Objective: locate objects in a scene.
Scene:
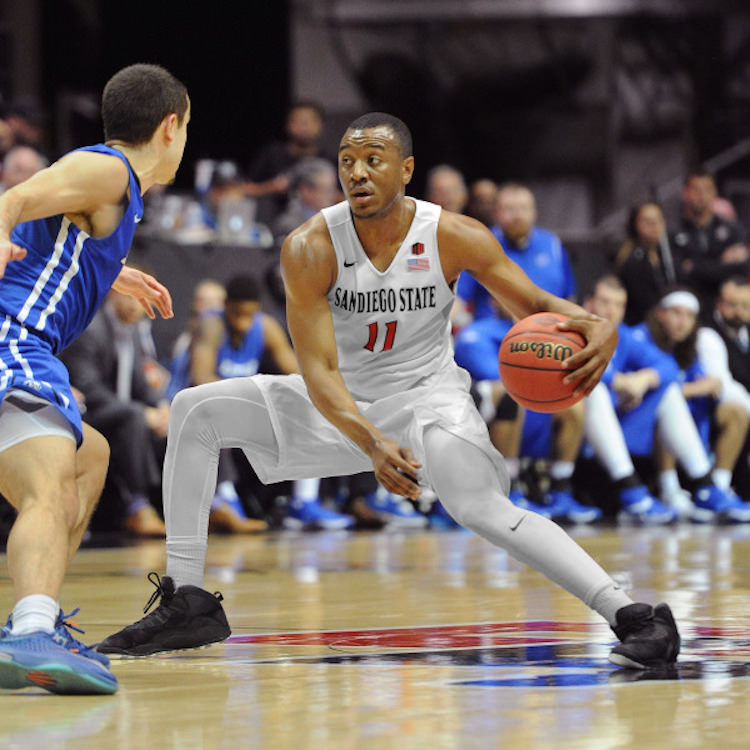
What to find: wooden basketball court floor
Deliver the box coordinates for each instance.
[2,522,750,750]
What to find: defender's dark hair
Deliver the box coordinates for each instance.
[225,275,260,303]
[345,112,413,158]
[102,63,188,145]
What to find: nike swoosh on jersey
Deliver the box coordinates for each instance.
[343,260,355,267]
[134,215,143,224]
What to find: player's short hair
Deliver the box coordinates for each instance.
[102,63,188,145]
[225,275,260,303]
[345,112,413,158]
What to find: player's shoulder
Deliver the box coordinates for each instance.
[283,212,334,259]
[437,209,494,247]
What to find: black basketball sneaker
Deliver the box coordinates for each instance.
[609,602,680,669]
[97,572,231,657]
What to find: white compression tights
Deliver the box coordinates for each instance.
[163,379,279,587]
[423,426,632,625]
[163,379,631,625]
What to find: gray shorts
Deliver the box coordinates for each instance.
[0,390,76,453]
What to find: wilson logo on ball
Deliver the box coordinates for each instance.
[507,341,574,361]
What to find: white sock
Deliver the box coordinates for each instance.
[549,461,574,481]
[293,478,320,503]
[585,383,635,481]
[659,469,681,498]
[712,468,732,491]
[657,383,712,479]
[11,594,59,635]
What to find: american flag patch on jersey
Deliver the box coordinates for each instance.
[407,257,430,271]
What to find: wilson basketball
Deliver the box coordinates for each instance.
[498,312,586,413]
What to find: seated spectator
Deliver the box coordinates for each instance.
[582,275,750,522]
[613,200,677,325]
[0,144,48,193]
[641,288,749,512]
[671,168,749,316]
[701,276,750,496]
[59,287,169,537]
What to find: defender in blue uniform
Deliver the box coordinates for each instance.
[0,63,189,695]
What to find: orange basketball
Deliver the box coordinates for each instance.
[498,312,586,413]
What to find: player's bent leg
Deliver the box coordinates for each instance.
[422,425,680,668]
[98,378,276,657]
[68,424,110,561]
[0,435,80,602]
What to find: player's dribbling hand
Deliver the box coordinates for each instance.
[371,438,422,500]
[0,240,27,278]
[558,315,617,395]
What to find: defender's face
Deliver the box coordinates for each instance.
[338,126,413,219]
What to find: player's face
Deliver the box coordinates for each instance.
[587,284,627,325]
[338,126,413,219]
[495,188,535,243]
[225,300,260,335]
[657,306,696,343]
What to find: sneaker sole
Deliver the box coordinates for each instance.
[0,658,117,695]
[97,628,230,657]
[102,638,228,659]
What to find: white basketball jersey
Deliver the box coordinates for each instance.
[322,198,456,400]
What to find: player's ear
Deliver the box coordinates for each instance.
[401,156,415,186]
[161,113,179,144]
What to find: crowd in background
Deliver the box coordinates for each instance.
[2,98,750,540]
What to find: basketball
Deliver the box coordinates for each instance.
[498,312,586,412]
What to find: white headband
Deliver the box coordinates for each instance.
[659,291,700,314]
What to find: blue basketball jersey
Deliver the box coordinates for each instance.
[216,312,265,379]
[0,144,144,443]
[0,144,143,354]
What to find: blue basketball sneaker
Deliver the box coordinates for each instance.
[283,498,355,530]
[692,484,750,523]
[0,628,118,694]
[364,488,428,528]
[3,608,110,668]
[542,489,603,524]
[509,487,552,518]
[618,485,677,525]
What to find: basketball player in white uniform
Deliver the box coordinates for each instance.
[99,113,680,670]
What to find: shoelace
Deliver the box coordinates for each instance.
[55,608,100,657]
[143,571,168,614]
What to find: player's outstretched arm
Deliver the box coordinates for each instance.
[438,211,617,395]
[281,219,421,498]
